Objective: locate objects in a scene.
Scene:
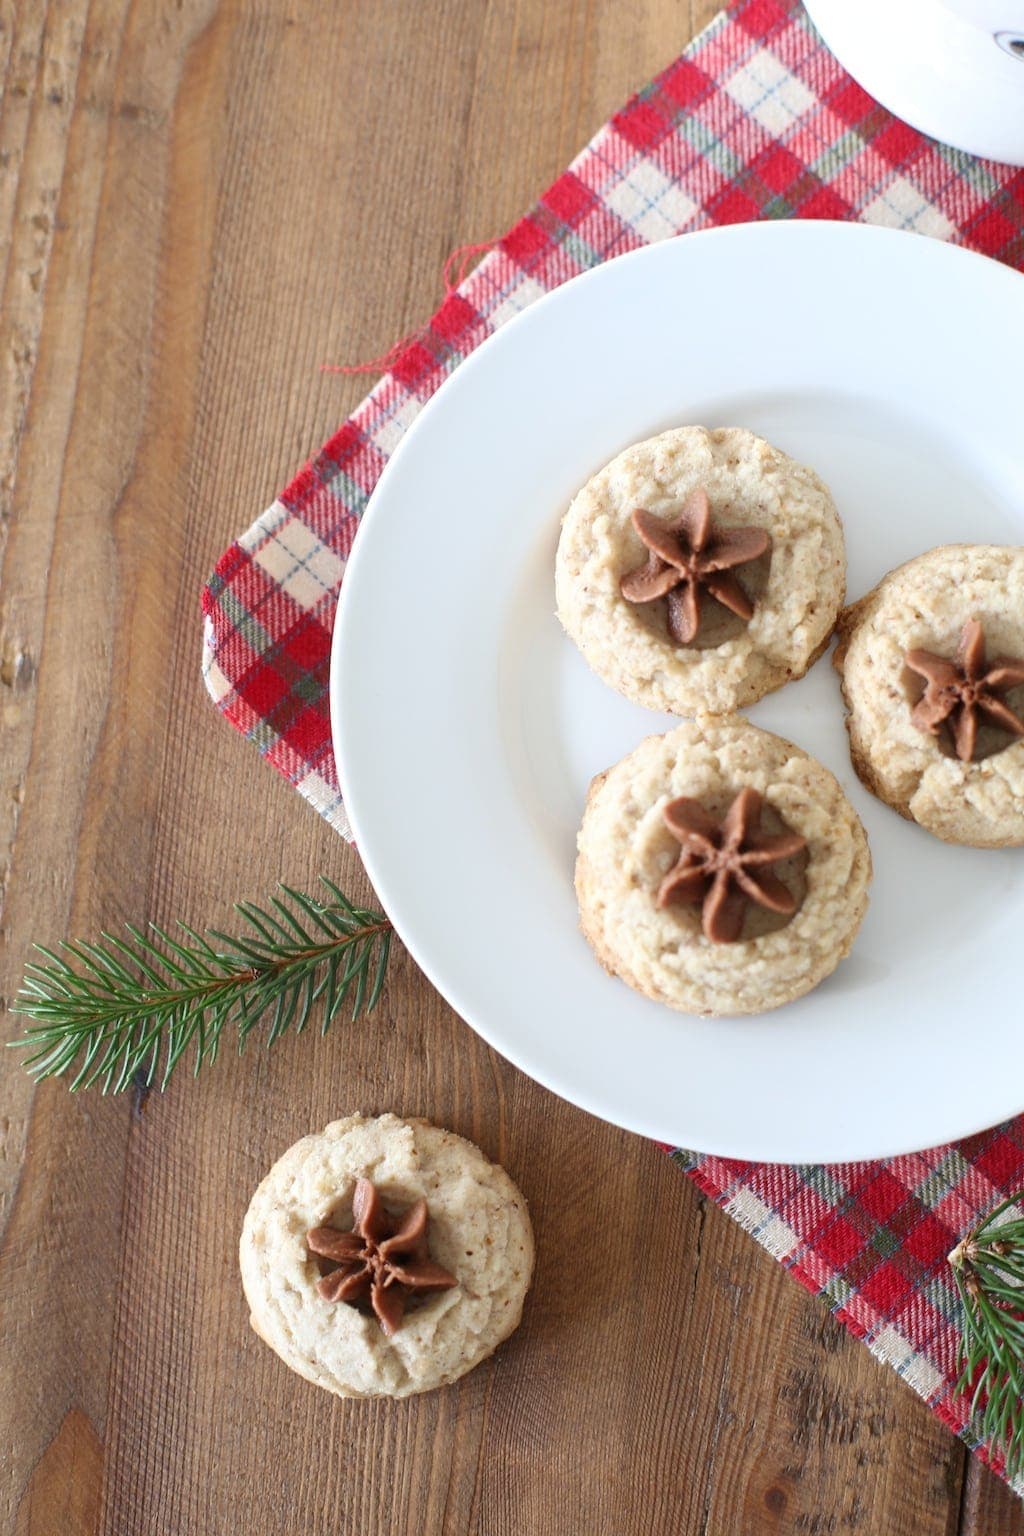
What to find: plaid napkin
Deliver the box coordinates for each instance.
[202,0,1024,1491]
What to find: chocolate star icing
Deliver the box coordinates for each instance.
[905,618,1024,763]
[307,1178,457,1336]
[619,487,770,645]
[657,786,806,944]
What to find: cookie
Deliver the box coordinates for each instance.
[834,545,1024,848]
[555,426,845,715]
[240,1114,534,1399]
[575,717,871,1016]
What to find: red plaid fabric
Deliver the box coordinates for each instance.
[201,0,1024,1491]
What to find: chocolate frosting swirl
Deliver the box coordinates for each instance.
[657,786,805,944]
[905,618,1024,763]
[619,488,770,645]
[307,1178,457,1336]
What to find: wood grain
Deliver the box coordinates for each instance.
[0,1,1019,1532]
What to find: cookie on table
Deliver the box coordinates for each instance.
[240,1113,534,1399]
[834,545,1024,848]
[575,717,871,1017]
[555,426,845,715]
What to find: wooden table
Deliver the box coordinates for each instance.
[2,2,1021,1531]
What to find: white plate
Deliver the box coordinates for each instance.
[333,221,1024,1163]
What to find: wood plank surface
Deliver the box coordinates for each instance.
[1,2,1021,1532]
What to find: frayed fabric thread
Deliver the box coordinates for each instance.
[321,238,498,377]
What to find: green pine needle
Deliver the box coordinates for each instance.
[950,1194,1024,1480]
[9,878,393,1094]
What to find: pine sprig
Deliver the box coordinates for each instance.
[9,878,393,1094]
[950,1194,1024,1479]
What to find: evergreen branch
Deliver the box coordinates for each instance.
[950,1194,1024,1479]
[9,878,393,1094]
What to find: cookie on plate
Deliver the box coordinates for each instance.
[555,426,845,715]
[240,1113,534,1399]
[834,545,1024,847]
[575,716,871,1017]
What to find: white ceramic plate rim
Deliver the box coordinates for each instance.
[332,221,1024,1163]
